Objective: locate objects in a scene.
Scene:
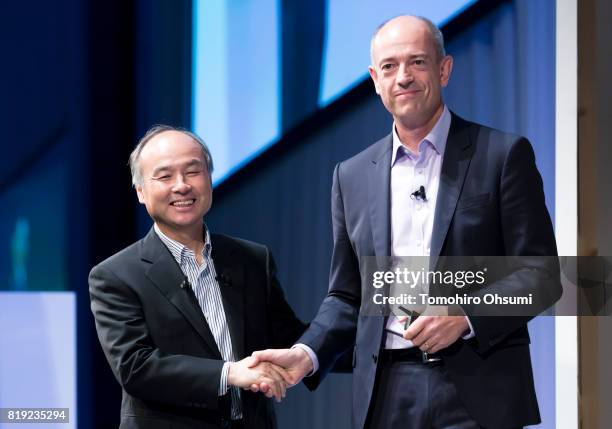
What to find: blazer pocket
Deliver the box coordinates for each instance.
[456,193,491,210]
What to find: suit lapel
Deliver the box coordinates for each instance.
[211,236,246,360]
[368,135,393,257]
[430,114,474,267]
[369,136,393,324]
[140,228,222,358]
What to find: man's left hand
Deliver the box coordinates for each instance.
[400,315,469,354]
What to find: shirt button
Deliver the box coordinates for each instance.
[416,205,422,211]
[417,169,423,175]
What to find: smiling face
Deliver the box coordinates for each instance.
[135,130,212,240]
[368,16,452,130]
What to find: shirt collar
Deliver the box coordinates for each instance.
[154,222,212,266]
[391,104,451,166]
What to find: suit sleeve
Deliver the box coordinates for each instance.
[89,264,225,410]
[464,137,562,353]
[299,163,360,387]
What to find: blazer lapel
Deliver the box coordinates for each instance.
[430,114,474,267]
[368,135,393,257]
[140,228,222,358]
[210,236,246,360]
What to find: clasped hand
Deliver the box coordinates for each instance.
[399,311,469,354]
[240,348,314,401]
[228,356,290,402]
[235,314,467,402]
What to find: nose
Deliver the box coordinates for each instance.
[396,63,414,88]
[171,174,191,193]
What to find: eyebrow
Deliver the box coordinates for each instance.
[183,159,204,169]
[151,166,171,177]
[151,159,204,177]
[378,53,430,66]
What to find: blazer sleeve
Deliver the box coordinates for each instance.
[463,137,562,353]
[299,162,360,386]
[89,263,226,410]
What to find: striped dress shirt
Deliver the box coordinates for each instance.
[154,223,242,420]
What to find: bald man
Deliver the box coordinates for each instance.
[252,16,561,429]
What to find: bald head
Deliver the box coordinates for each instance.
[367,14,453,132]
[370,15,445,65]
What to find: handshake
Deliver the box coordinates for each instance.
[227,348,313,402]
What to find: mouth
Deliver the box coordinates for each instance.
[170,199,196,207]
[394,89,421,97]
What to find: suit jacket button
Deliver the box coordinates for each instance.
[220,418,229,428]
[372,354,378,363]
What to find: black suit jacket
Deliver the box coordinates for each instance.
[300,113,562,429]
[89,228,306,429]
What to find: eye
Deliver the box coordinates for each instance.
[413,59,426,66]
[381,63,396,71]
[156,175,171,181]
[186,170,202,176]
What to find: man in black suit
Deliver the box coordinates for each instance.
[251,15,562,428]
[89,125,305,429]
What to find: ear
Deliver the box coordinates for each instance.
[439,55,453,88]
[136,185,146,204]
[368,65,381,95]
